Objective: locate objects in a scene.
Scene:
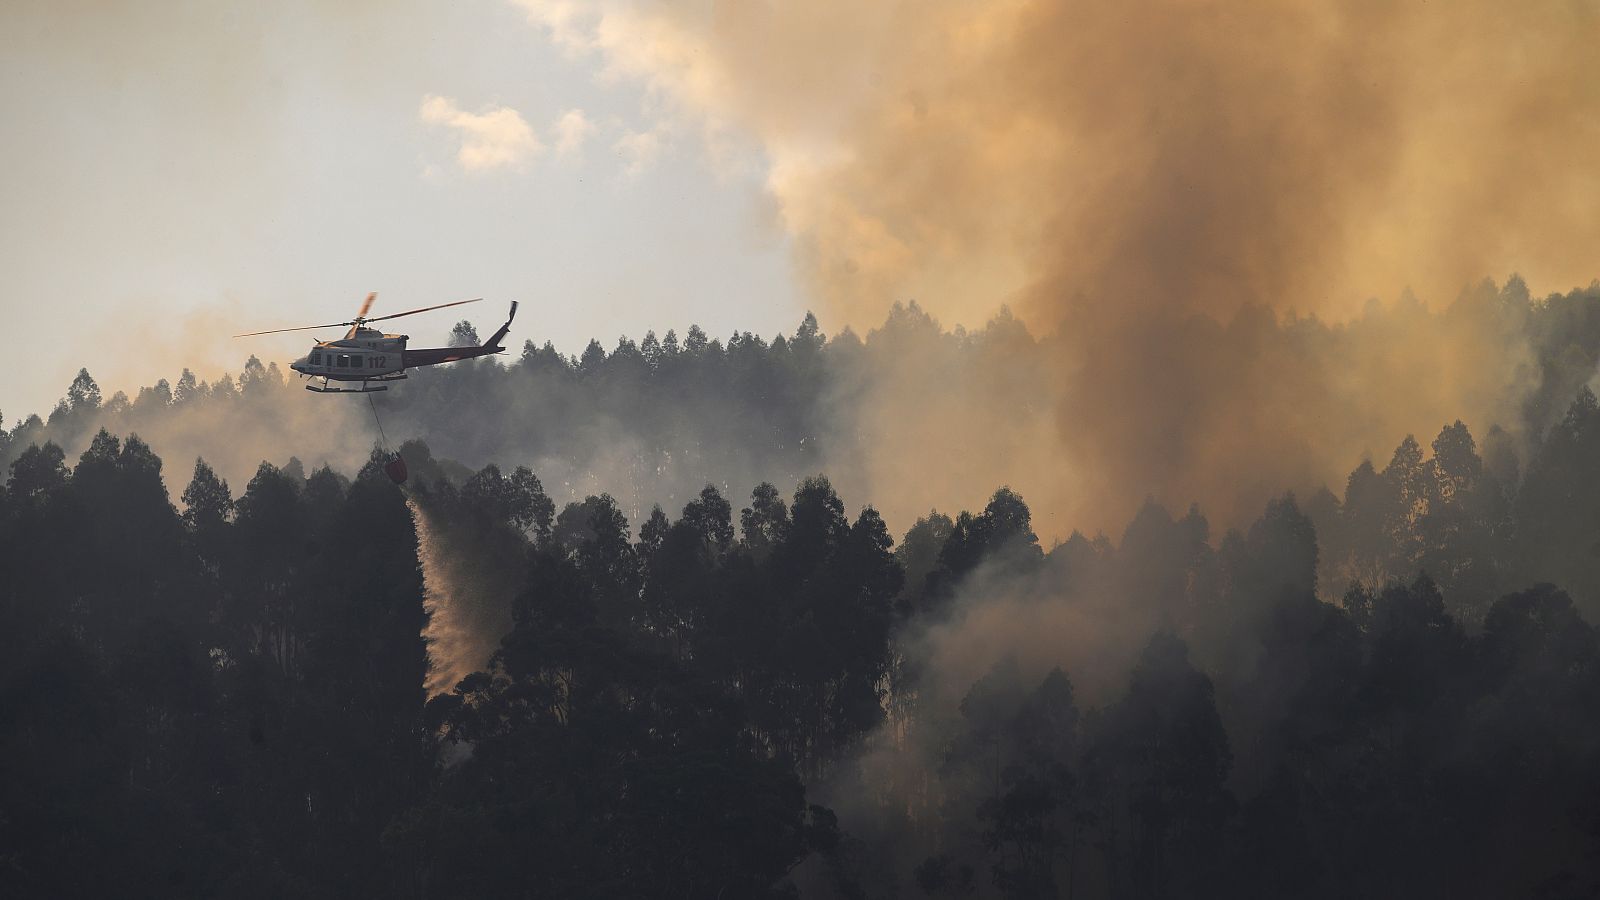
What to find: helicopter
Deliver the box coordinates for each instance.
[235,293,518,393]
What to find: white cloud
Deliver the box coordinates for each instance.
[613,126,663,178]
[553,108,594,159]
[419,94,541,173]
[516,0,598,54]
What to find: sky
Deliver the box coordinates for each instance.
[0,0,804,422]
[4,1,1597,538]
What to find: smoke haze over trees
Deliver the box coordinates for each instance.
[7,275,1600,538]
[8,0,1600,895]
[4,277,1600,896]
[511,0,1600,542]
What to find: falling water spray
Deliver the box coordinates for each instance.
[408,498,519,696]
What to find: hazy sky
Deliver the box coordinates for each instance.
[0,0,803,422]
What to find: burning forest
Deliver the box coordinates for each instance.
[4,0,1600,897]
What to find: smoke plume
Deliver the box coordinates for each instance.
[521,0,1600,531]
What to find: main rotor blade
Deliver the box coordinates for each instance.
[234,321,352,338]
[364,297,482,324]
[356,291,377,320]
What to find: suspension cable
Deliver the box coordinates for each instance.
[367,392,391,453]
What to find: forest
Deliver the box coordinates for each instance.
[3,278,1600,898]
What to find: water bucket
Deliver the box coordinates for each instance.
[384,454,408,485]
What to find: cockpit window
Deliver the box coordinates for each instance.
[311,352,322,365]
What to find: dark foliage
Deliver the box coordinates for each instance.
[3,308,1600,897]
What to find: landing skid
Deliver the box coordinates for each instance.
[307,383,388,393]
[304,374,405,394]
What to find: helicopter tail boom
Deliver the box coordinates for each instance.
[400,301,519,369]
